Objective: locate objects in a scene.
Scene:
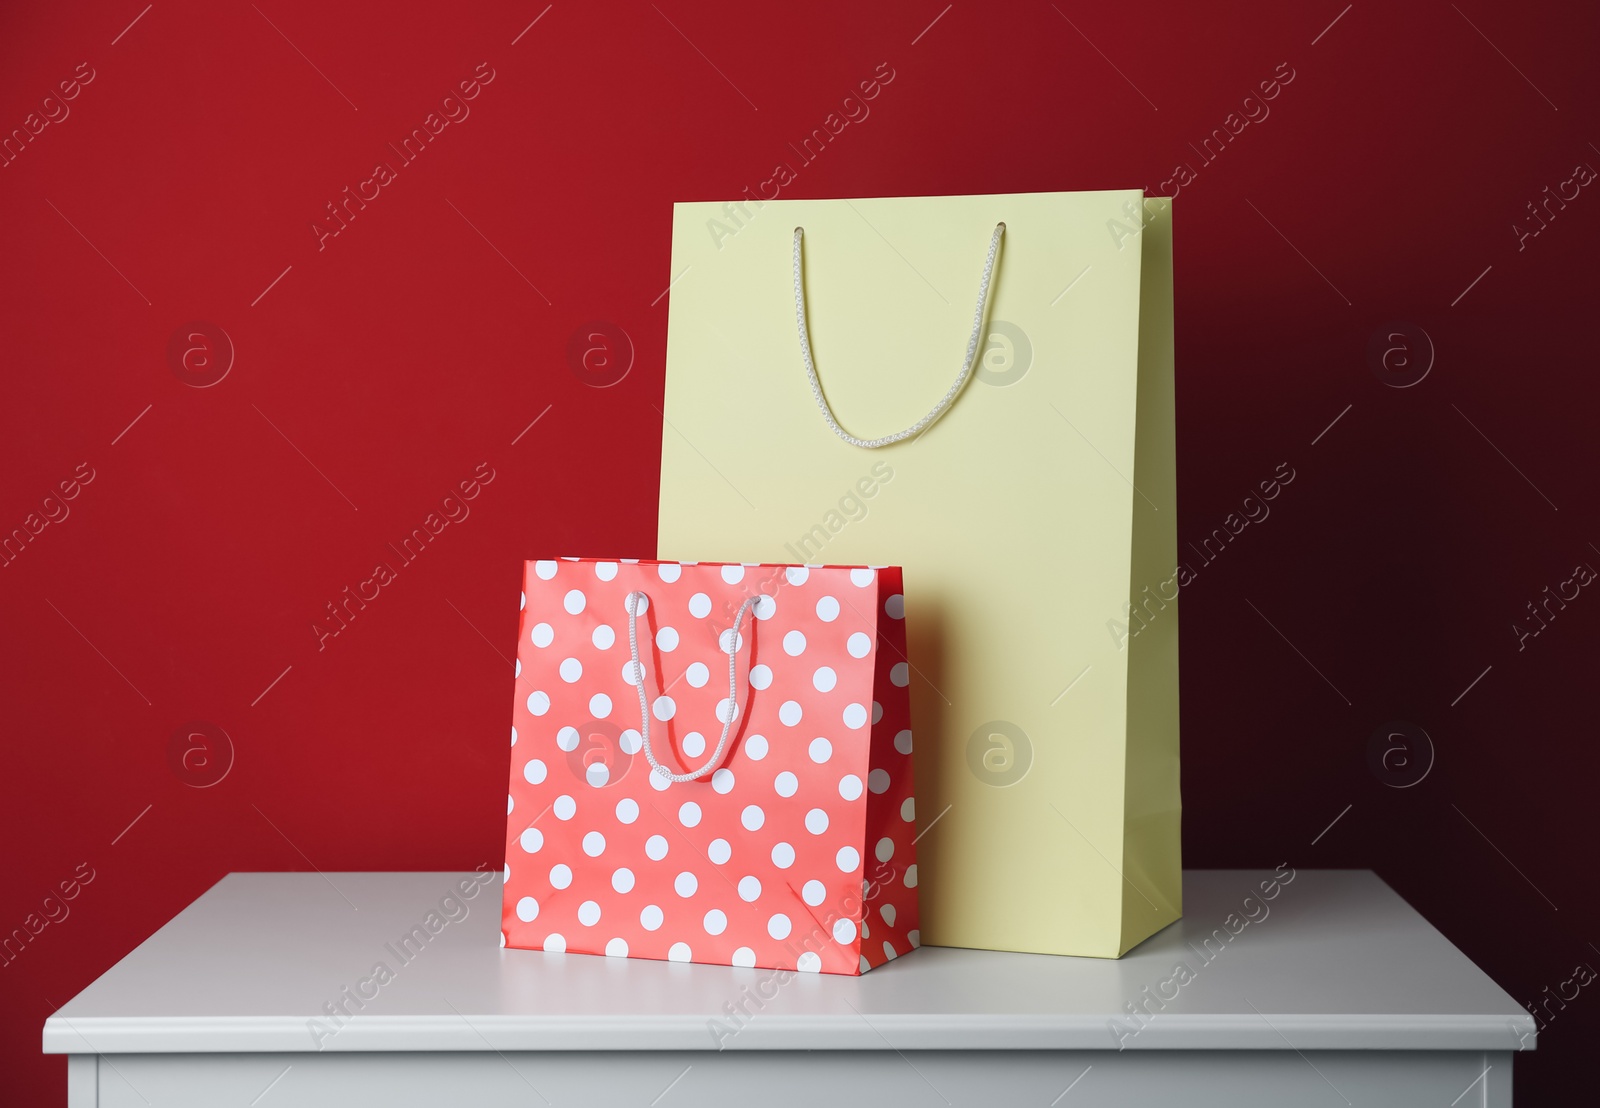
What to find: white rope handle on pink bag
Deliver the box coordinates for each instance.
[625,590,762,784]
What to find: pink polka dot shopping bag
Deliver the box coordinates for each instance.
[503,557,918,975]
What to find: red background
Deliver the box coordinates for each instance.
[3,1,1596,1102]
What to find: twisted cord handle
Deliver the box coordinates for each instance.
[625,590,761,784]
[793,221,1005,449]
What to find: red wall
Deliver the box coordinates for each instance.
[3,1,1596,1101]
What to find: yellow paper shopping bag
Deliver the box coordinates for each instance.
[657,190,1179,957]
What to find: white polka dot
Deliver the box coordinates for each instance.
[783,630,807,656]
[732,946,757,967]
[519,827,544,853]
[749,664,773,691]
[522,759,547,785]
[805,808,830,834]
[658,563,682,583]
[616,798,639,823]
[712,768,736,793]
[741,805,765,831]
[881,904,897,927]
[605,937,628,957]
[753,595,777,620]
[583,831,606,857]
[656,626,680,651]
[648,768,671,791]
[553,795,576,820]
[557,726,580,752]
[516,896,539,922]
[838,775,863,801]
[549,863,572,889]
[908,930,920,948]
[894,730,913,755]
[578,901,601,926]
[621,659,645,685]
[872,701,883,724]
[885,594,905,619]
[591,693,613,718]
[675,872,698,897]
[526,691,550,716]
[738,876,762,901]
[515,659,521,678]
[901,797,915,822]
[771,842,795,869]
[507,795,515,815]
[809,737,832,763]
[720,565,745,583]
[875,837,895,863]
[785,566,810,586]
[843,703,868,729]
[563,589,587,615]
[535,560,558,580]
[592,625,616,650]
[685,662,709,688]
[640,904,664,930]
[682,731,706,758]
[679,801,702,828]
[620,729,642,754]
[796,951,822,973]
[868,769,891,794]
[511,726,519,747]
[611,867,635,893]
[904,864,918,888]
[718,628,745,654]
[652,696,676,722]
[559,657,583,682]
[890,663,909,687]
[504,861,511,883]
[774,771,799,797]
[833,918,857,944]
[847,632,872,658]
[779,701,803,726]
[669,941,694,961]
[813,666,837,693]
[745,734,769,760]
[716,698,739,723]
[802,880,826,906]
[689,592,712,618]
[625,592,648,617]
[815,596,840,622]
[544,933,566,952]
[703,909,728,939]
[645,835,669,861]
[850,568,875,587]
[768,913,792,940]
[530,622,554,647]
[837,846,861,872]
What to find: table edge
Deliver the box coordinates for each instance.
[43,1012,1538,1055]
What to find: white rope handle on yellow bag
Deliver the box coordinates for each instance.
[625,590,762,784]
[792,221,1006,449]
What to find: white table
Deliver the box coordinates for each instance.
[44,869,1533,1106]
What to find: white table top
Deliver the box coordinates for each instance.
[43,869,1532,1055]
